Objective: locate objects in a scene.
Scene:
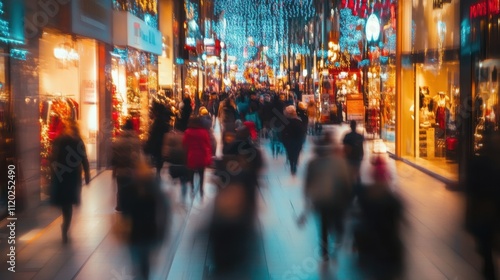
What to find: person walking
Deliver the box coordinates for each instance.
[343,120,365,196]
[50,119,90,244]
[122,162,169,280]
[298,131,352,260]
[281,105,307,175]
[144,102,169,178]
[183,117,213,198]
[208,93,220,129]
[465,131,500,280]
[112,119,141,211]
[354,155,405,280]
[176,94,193,132]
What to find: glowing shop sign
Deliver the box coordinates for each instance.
[470,0,500,19]
[365,14,381,42]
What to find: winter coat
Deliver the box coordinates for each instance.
[112,130,142,177]
[343,131,365,165]
[304,151,351,209]
[144,118,169,159]
[177,97,193,131]
[218,100,238,132]
[50,133,90,206]
[183,119,213,169]
[122,172,169,245]
[281,117,306,148]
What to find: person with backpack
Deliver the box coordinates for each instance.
[343,120,365,196]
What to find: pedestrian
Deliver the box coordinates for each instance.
[281,105,307,175]
[342,120,365,196]
[218,97,238,133]
[50,119,90,244]
[122,162,170,280]
[221,125,264,214]
[163,122,191,200]
[207,93,220,129]
[297,101,309,134]
[198,106,217,156]
[465,131,500,280]
[306,100,317,135]
[298,131,352,260]
[176,94,193,132]
[112,118,141,211]
[144,102,169,178]
[183,117,213,198]
[354,155,405,280]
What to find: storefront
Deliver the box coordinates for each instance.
[364,8,397,146]
[111,10,162,140]
[38,32,103,192]
[397,0,460,181]
[29,0,113,200]
[457,0,500,186]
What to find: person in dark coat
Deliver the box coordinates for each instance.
[343,120,365,195]
[112,119,141,211]
[354,156,405,280]
[145,103,169,178]
[296,102,309,133]
[122,163,169,280]
[183,117,213,197]
[50,119,90,244]
[281,105,307,175]
[465,131,500,280]
[260,94,273,138]
[218,97,238,133]
[177,95,193,132]
[208,94,220,129]
[299,132,352,261]
[221,125,264,214]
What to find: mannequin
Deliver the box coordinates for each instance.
[419,95,434,128]
[434,91,449,130]
[337,84,347,122]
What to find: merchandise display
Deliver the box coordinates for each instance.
[39,96,79,189]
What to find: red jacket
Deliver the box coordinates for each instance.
[183,127,213,169]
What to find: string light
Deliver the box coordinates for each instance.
[214,0,315,80]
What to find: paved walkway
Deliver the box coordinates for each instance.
[0,123,488,280]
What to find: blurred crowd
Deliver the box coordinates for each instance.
[45,86,500,280]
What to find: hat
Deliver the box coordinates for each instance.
[284,105,297,118]
[199,107,209,116]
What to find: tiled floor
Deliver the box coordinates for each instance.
[0,123,487,280]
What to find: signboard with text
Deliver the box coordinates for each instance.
[113,11,162,55]
[346,95,365,121]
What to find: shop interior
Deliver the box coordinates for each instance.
[473,59,499,156]
[411,62,459,177]
[39,32,99,193]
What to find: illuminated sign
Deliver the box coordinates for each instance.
[365,14,380,42]
[186,37,196,46]
[470,0,500,19]
[113,11,162,55]
[204,38,214,45]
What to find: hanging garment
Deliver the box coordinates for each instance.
[436,106,446,130]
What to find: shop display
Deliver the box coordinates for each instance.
[416,86,459,160]
[39,96,79,189]
[473,60,499,156]
[433,91,449,130]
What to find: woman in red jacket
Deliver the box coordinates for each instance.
[183,117,213,197]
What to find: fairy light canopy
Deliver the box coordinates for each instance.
[213,0,316,80]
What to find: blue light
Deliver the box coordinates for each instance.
[10,48,27,60]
